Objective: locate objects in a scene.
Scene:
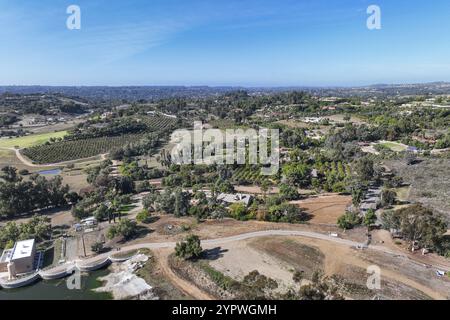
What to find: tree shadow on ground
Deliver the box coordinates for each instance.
[201,247,228,261]
[145,216,160,224]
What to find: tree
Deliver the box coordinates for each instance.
[267,203,308,223]
[1,166,21,183]
[381,204,447,250]
[235,270,278,300]
[0,170,71,219]
[380,188,396,207]
[153,187,175,214]
[210,206,227,220]
[0,215,51,249]
[282,163,311,188]
[298,271,343,300]
[174,188,191,217]
[258,179,272,199]
[136,209,152,223]
[355,157,374,181]
[107,219,138,240]
[364,209,377,227]
[91,241,104,253]
[279,183,300,201]
[136,180,152,193]
[337,211,362,230]
[215,179,235,194]
[351,184,365,207]
[93,203,112,221]
[143,192,157,212]
[175,235,203,260]
[229,203,248,220]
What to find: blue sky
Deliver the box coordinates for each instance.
[1,0,450,86]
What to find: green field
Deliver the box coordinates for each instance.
[0,131,68,149]
[378,141,408,152]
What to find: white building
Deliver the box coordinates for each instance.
[0,239,37,276]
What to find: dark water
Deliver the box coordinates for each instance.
[37,169,62,175]
[0,269,112,300]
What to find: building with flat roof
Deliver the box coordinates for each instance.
[0,239,36,275]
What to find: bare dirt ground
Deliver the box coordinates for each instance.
[206,236,450,300]
[290,194,352,225]
[127,215,379,249]
[159,249,215,300]
[116,215,450,300]
[147,249,201,300]
[208,240,298,293]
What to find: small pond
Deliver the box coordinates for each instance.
[37,169,62,175]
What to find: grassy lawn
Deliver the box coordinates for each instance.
[378,141,408,152]
[0,131,68,148]
[119,204,138,214]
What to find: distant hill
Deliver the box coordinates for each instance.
[1,82,450,100]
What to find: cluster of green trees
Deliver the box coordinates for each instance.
[0,114,18,126]
[0,216,52,249]
[226,193,308,224]
[280,128,317,149]
[313,161,353,193]
[161,164,219,188]
[143,187,193,218]
[281,271,344,300]
[72,160,134,221]
[381,204,449,255]
[107,218,138,240]
[118,161,164,181]
[0,166,77,219]
[263,195,309,223]
[435,131,450,149]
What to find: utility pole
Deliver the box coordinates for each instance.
[81,232,86,257]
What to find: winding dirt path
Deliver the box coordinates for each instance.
[154,249,214,300]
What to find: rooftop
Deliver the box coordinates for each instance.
[11,239,35,260]
[217,193,252,206]
[0,249,13,263]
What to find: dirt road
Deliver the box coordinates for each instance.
[79,229,449,270]
[0,147,107,167]
[154,249,214,300]
[60,229,449,300]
